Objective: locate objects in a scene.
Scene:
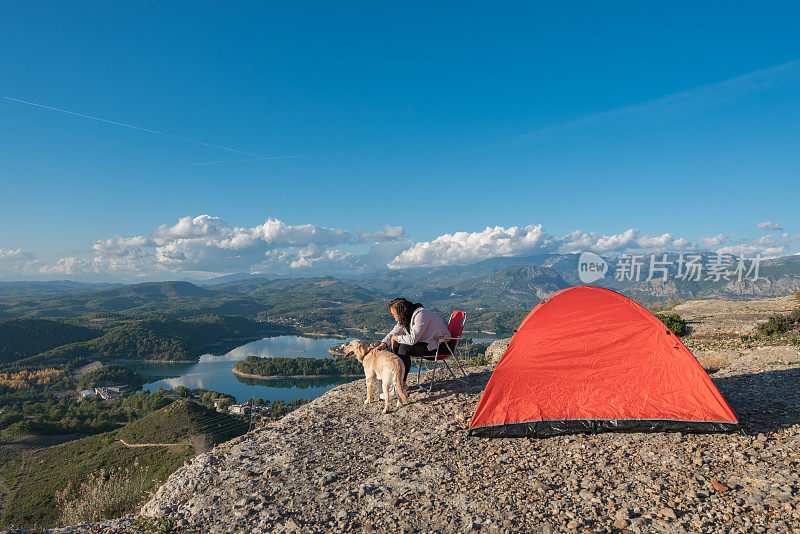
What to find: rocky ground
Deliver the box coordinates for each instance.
[44,357,799,534]
[673,295,797,337]
[8,297,800,534]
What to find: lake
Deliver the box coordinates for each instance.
[131,335,356,404]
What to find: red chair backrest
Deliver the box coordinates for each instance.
[448,311,465,338]
[432,311,466,360]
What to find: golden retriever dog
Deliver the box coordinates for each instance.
[343,340,409,413]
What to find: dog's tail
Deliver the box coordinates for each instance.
[394,358,409,406]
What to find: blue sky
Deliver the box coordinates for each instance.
[1,2,799,280]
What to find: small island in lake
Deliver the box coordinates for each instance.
[232,355,363,380]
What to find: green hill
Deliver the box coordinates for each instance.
[0,318,102,364]
[0,400,247,529]
[0,281,116,297]
[7,314,296,368]
[88,315,293,361]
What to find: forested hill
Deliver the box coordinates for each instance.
[0,280,116,297]
[0,314,297,369]
[0,319,102,364]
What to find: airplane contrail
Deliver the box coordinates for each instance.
[191,154,312,166]
[2,96,310,162]
[513,58,800,143]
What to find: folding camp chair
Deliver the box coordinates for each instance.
[415,311,469,393]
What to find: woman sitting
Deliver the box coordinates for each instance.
[370,298,450,383]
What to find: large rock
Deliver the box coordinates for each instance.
[486,337,512,364]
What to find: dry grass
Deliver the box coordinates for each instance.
[55,463,149,526]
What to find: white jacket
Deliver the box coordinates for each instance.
[382,307,450,351]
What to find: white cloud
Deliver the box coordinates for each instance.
[0,249,41,276]
[151,215,223,243]
[81,215,355,274]
[757,221,783,231]
[38,215,401,278]
[15,216,799,279]
[716,244,785,258]
[39,256,93,275]
[388,225,551,269]
[698,234,730,248]
[672,237,691,249]
[386,225,796,269]
[714,233,799,258]
[636,233,678,249]
[557,229,639,254]
[556,229,687,255]
[251,218,350,248]
[389,226,696,269]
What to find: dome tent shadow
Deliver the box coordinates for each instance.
[712,366,800,434]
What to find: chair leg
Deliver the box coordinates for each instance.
[451,353,469,382]
[442,359,458,381]
[428,358,438,392]
[417,357,435,393]
[441,343,468,384]
[416,357,428,392]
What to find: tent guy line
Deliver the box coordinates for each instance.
[2,96,311,164]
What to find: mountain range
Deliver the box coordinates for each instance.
[1,252,798,327]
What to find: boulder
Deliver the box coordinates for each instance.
[486,337,512,365]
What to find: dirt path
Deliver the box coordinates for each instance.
[117,439,183,448]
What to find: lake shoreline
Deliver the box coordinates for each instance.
[231,367,363,381]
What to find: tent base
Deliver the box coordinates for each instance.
[468,418,740,438]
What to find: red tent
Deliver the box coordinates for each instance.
[469,286,738,438]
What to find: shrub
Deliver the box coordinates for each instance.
[758,313,798,336]
[461,341,491,366]
[5,419,61,436]
[656,313,687,336]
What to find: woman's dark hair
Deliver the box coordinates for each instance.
[388,298,423,333]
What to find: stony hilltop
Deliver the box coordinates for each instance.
[148,347,800,534]
[15,296,800,533]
